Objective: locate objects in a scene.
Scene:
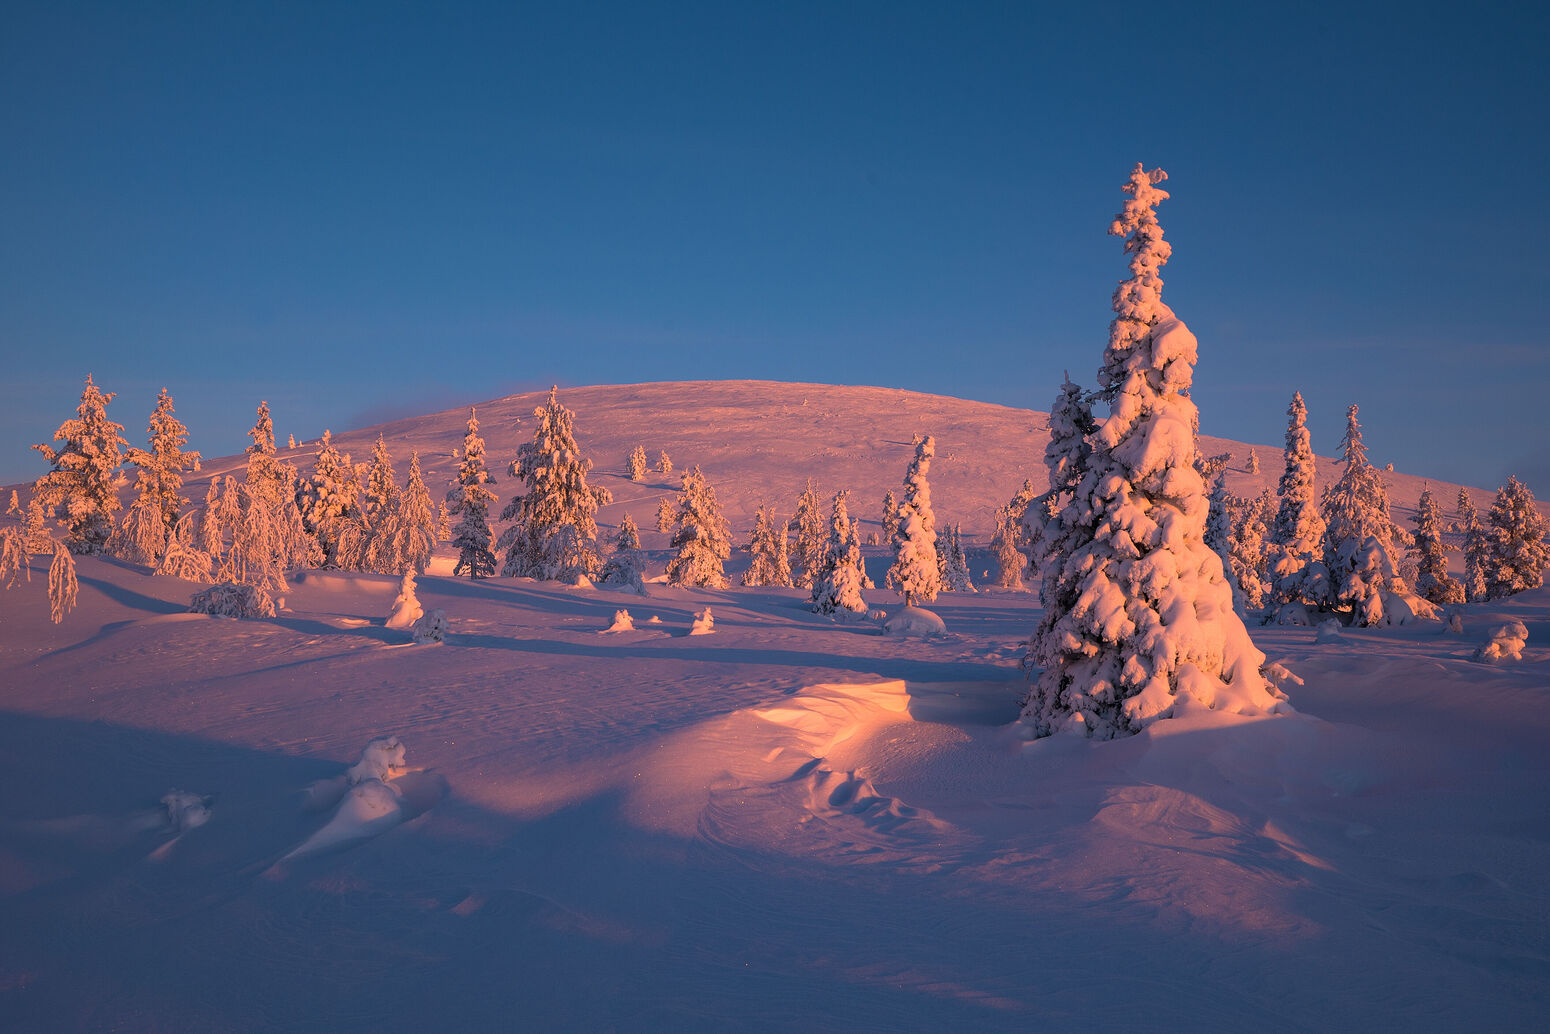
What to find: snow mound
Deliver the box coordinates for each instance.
[283,779,404,862]
[347,736,407,785]
[411,608,448,644]
[160,790,212,833]
[600,608,634,633]
[1262,661,1305,691]
[189,582,275,619]
[1315,619,1344,644]
[1274,603,1313,626]
[384,570,423,630]
[883,605,946,638]
[1474,620,1528,664]
[689,608,714,635]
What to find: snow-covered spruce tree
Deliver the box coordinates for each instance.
[374,451,438,575]
[109,490,167,566]
[1246,451,1259,475]
[5,491,18,520]
[1482,476,1548,599]
[1266,392,1329,612]
[1459,488,1487,602]
[32,374,128,554]
[497,387,613,583]
[656,451,673,476]
[881,491,900,545]
[790,479,828,589]
[1410,486,1464,605]
[810,490,869,615]
[990,506,1025,589]
[628,445,649,482]
[1204,473,1243,610]
[300,430,361,568]
[243,401,287,508]
[1229,490,1271,611]
[885,435,941,604]
[24,497,52,554]
[666,466,731,588]
[1026,375,1096,587]
[123,388,201,546]
[1022,164,1284,740]
[654,497,674,534]
[599,512,647,593]
[363,436,398,529]
[941,523,975,593]
[1320,404,1423,625]
[436,501,451,542]
[742,504,793,587]
[446,409,498,579]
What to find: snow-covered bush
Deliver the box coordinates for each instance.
[1315,618,1343,644]
[883,605,946,638]
[347,736,407,784]
[689,608,714,635]
[411,609,448,644]
[189,581,276,619]
[601,609,635,633]
[1473,620,1528,664]
[1021,165,1287,739]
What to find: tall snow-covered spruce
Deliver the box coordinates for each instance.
[446,409,498,579]
[1266,392,1328,614]
[1410,486,1464,605]
[742,504,793,587]
[1482,476,1548,599]
[810,491,869,615]
[666,466,732,588]
[121,388,201,557]
[497,387,612,583]
[32,375,129,555]
[1022,165,1287,740]
[885,435,941,605]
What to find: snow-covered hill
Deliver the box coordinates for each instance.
[184,380,1502,546]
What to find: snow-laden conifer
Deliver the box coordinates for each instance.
[300,431,361,568]
[24,497,51,554]
[1229,491,1271,611]
[377,451,438,575]
[599,512,648,594]
[886,435,941,605]
[1459,488,1487,602]
[940,523,975,592]
[1246,451,1259,475]
[656,452,673,476]
[1482,476,1548,599]
[109,492,167,566]
[48,540,78,623]
[5,491,19,520]
[1321,404,1418,624]
[881,491,900,545]
[810,491,869,615]
[990,507,1025,589]
[628,445,649,482]
[122,388,200,549]
[363,436,398,529]
[666,466,731,588]
[498,387,612,583]
[385,569,424,630]
[243,402,286,508]
[1410,487,1464,605]
[436,501,451,542]
[1022,165,1285,739]
[446,409,498,580]
[742,504,793,587]
[790,480,828,589]
[1027,376,1095,588]
[655,498,673,534]
[32,375,128,554]
[1267,392,1329,609]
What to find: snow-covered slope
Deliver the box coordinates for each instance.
[176,380,1505,547]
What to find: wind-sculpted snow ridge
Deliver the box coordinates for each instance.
[279,736,443,868]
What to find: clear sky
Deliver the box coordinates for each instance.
[3,1,1547,492]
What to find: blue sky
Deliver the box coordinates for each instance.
[3,2,1547,491]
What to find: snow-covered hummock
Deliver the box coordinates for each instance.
[160,791,212,833]
[882,604,946,638]
[1483,476,1548,600]
[810,491,869,615]
[601,608,635,633]
[689,608,714,635]
[446,409,498,580]
[497,387,613,583]
[599,512,648,594]
[347,736,408,784]
[385,569,423,630]
[885,435,941,604]
[189,580,275,619]
[1474,620,1529,663]
[31,374,128,555]
[741,504,793,588]
[1321,405,1432,626]
[666,467,732,588]
[1022,165,1288,740]
[411,608,448,644]
[1267,392,1329,609]
[1411,486,1465,605]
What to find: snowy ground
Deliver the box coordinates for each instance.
[2,546,1548,1031]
